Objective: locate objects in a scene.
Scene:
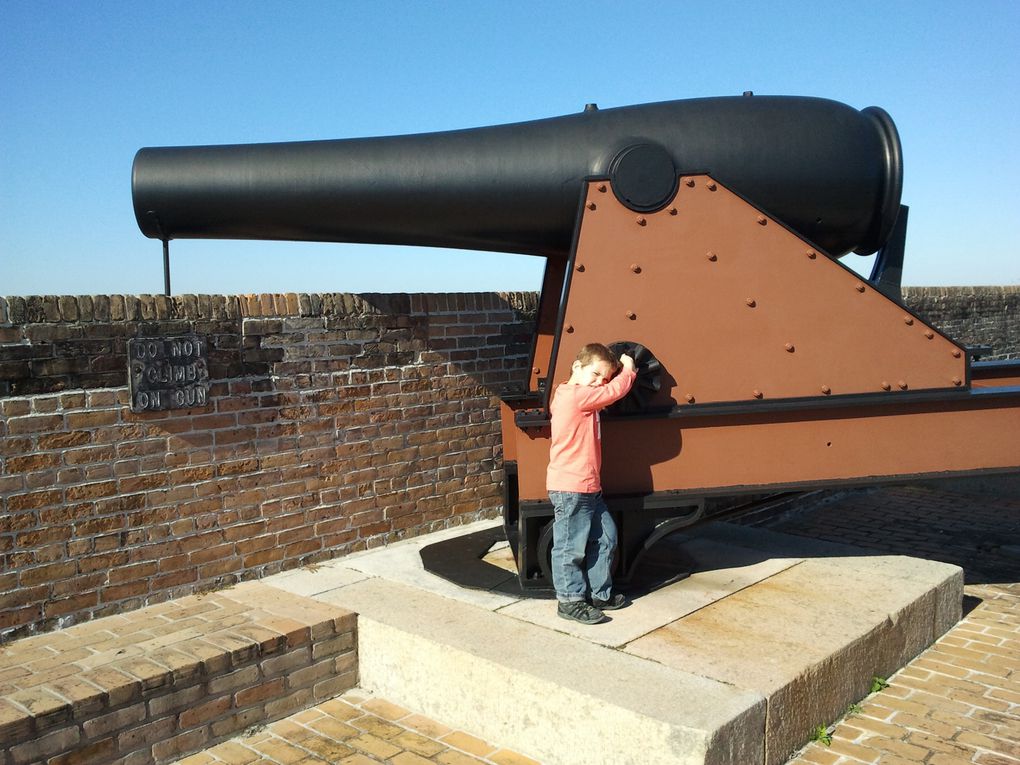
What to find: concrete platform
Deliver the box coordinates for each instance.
[264,518,964,765]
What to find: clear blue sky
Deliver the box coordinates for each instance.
[2,1,1018,297]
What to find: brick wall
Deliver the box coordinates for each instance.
[902,285,1019,360]
[0,285,1014,642]
[0,292,537,641]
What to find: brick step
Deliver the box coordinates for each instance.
[0,582,356,765]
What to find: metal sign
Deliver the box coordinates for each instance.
[128,335,210,413]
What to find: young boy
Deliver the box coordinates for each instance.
[547,343,636,624]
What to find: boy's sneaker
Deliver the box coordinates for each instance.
[557,600,606,625]
[592,593,628,610]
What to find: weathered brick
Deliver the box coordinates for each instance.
[209,705,264,738]
[19,560,76,586]
[206,664,260,695]
[9,724,80,764]
[116,715,178,755]
[261,647,312,677]
[151,726,210,761]
[64,480,118,501]
[15,523,72,546]
[178,694,232,728]
[79,702,146,739]
[75,515,127,536]
[283,656,335,690]
[233,676,286,707]
[43,591,100,617]
[263,687,314,721]
[1,399,33,418]
[7,414,65,435]
[312,632,356,660]
[36,430,92,449]
[47,736,118,764]
[101,580,151,602]
[5,452,61,473]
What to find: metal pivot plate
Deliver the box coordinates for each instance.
[609,143,678,212]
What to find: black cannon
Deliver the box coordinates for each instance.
[132,95,1020,593]
[134,95,901,260]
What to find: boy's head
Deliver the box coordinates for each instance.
[569,343,619,387]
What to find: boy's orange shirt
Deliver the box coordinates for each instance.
[546,368,636,493]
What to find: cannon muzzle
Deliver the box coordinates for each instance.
[133,95,902,259]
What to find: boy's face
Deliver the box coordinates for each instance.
[571,358,615,387]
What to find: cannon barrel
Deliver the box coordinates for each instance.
[132,95,902,259]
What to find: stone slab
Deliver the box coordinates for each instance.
[625,531,963,765]
[319,577,766,765]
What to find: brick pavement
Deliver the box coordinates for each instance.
[175,688,539,765]
[778,484,1020,765]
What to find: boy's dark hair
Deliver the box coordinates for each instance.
[575,342,619,369]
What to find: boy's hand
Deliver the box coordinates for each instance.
[620,354,636,372]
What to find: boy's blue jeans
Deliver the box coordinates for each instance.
[548,490,617,603]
